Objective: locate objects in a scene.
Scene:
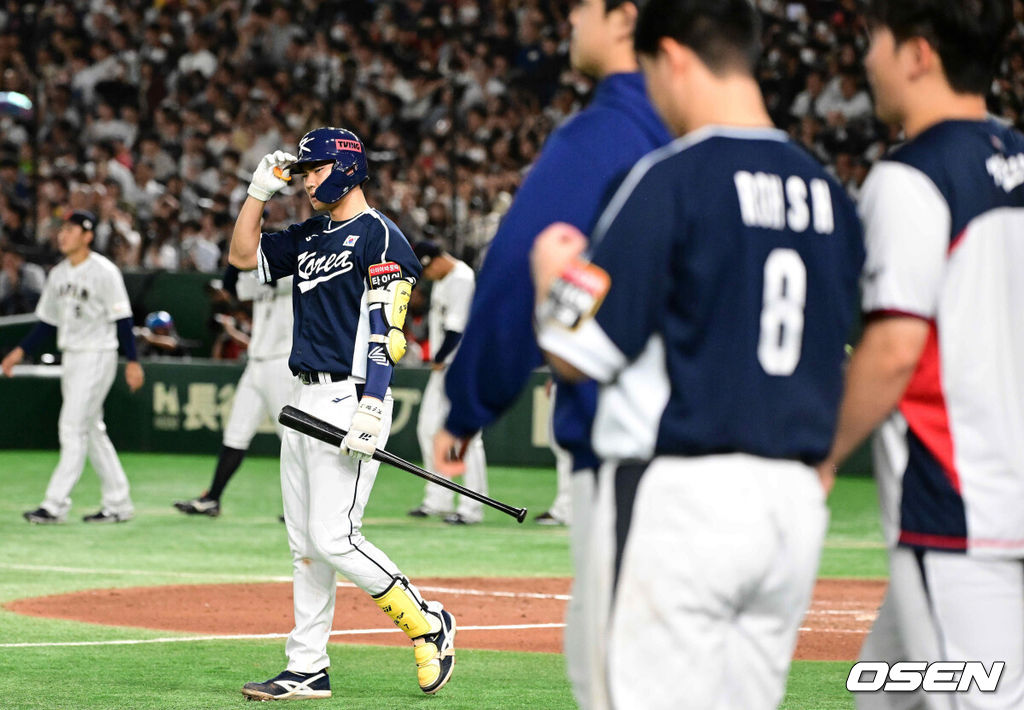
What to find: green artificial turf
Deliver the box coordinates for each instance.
[0,641,574,710]
[784,662,856,710]
[0,450,882,709]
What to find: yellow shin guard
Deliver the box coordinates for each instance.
[373,578,436,639]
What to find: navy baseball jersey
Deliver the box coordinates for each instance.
[540,126,864,464]
[257,209,421,377]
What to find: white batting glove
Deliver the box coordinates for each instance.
[247,150,297,202]
[340,397,385,462]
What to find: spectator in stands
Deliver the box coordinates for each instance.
[211,305,251,361]
[816,69,873,128]
[790,68,826,120]
[0,201,32,251]
[0,242,46,315]
[2,0,1023,281]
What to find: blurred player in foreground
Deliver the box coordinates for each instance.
[532,1,863,707]
[408,240,488,525]
[432,0,670,700]
[2,209,143,523]
[818,2,1024,708]
[174,266,294,517]
[229,127,455,701]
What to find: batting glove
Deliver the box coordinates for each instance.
[340,397,385,462]
[247,150,297,202]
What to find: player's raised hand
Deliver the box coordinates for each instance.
[247,150,298,202]
[1,346,24,377]
[340,397,384,462]
[433,428,468,478]
[530,222,587,301]
[125,361,144,393]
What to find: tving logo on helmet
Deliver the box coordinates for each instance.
[293,126,369,204]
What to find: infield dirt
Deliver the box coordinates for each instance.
[6,577,884,660]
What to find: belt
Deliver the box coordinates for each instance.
[295,371,365,399]
[296,371,347,385]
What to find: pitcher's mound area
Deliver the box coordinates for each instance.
[6,577,884,660]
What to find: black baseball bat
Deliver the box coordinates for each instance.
[278,405,528,523]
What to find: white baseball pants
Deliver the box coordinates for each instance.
[281,378,432,673]
[416,369,488,522]
[856,547,1024,710]
[41,349,133,518]
[222,355,295,448]
[577,454,827,710]
[545,403,574,524]
[563,467,596,707]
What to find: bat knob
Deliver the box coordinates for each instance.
[273,166,292,182]
[516,508,527,524]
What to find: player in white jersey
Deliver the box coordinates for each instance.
[2,210,144,523]
[173,267,295,517]
[820,2,1024,709]
[406,241,488,525]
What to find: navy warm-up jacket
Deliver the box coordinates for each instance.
[444,72,671,470]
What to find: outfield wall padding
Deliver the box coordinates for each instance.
[0,361,556,467]
[0,359,873,475]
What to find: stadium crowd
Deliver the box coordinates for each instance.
[1,0,1024,314]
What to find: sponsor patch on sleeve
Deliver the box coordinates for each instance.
[368,261,403,289]
[540,260,611,330]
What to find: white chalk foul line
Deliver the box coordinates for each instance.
[798,627,867,634]
[0,562,571,601]
[0,623,567,649]
[0,562,292,583]
[402,584,570,601]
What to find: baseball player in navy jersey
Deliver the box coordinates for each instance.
[432,1,670,701]
[532,1,864,707]
[228,127,455,702]
[819,2,1024,709]
[2,210,143,524]
[174,267,295,517]
[407,241,488,525]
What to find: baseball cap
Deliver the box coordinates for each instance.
[65,209,97,232]
[414,240,443,268]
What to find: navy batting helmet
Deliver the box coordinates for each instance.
[290,127,368,204]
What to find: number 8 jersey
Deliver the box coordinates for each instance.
[539,126,864,464]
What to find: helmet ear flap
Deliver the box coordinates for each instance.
[313,156,367,204]
[313,161,346,204]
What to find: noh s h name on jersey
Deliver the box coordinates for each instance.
[734,170,836,234]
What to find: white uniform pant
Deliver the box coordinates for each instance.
[416,369,488,521]
[222,355,295,448]
[545,401,574,524]
[41,349,132,518]
[564,467,596,707]
[281,379,425,673]
[856,547,1024,710]
[578,454,827,710]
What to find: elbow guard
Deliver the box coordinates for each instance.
[368,263,413,364]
